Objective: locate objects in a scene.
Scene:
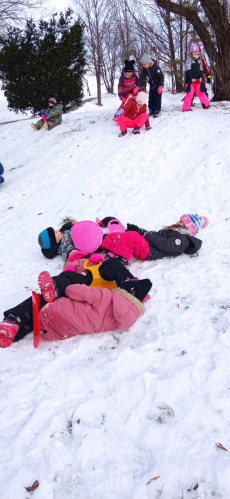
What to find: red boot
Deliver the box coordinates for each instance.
[0,336,13,348]
[38,271,56,302]
[0,320,19,338]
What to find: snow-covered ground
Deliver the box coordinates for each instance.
[1,89,230,499]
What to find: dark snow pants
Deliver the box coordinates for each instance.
[149,87,162,112]
[4,259,134,343]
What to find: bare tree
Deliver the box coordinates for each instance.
[0,0,47,42]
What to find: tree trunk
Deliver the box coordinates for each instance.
[96,70,102,105]
[155,0,230,101]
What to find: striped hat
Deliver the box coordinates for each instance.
[180,214,209,234]
[38,227,56,249]
[48,97,57,105]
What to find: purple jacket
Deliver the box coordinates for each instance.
[118,70,138,100]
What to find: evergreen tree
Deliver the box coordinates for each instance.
[0,9,85,113]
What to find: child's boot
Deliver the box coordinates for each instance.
[120,278,152,302]
[0,336,13,348]
[0,319,19,338]
[31,123,38,131]
[44,123,49,131]
[38,271,57,302]
[119,130,127,137]
[132,126,140,135]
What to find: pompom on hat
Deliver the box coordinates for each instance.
[38,227,56,249]
[180,214,209,235]
[190,43,200,53]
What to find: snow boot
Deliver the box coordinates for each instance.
[202,103,210,109]
[120,278,152,302]
[38,271,57,302]
[0,320,19,338]
[153,110,160,118]
[148,109,154,116]
[119,130,127,137]
[44,122,49,131]
[132,126,140,135]
[31,123,38,131]
[0,336,13,348]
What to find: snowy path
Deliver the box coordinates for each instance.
[1,93,230,499]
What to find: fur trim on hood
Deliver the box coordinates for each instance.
[111,287,145,317]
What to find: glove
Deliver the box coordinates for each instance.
[120,97,126,103]
[45,113,49,118]
[126,223,140,233]
[206,74,211,84]
[157,86,164,94]
[40,109,45,115]
[116,108,125,117]
[89,254,104,264]
[145,126,152,131]
[133,87,140,96]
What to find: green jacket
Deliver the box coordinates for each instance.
[46,104,62,125]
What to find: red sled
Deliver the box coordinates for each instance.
[32,291,41,348]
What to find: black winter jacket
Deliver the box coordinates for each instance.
[127,224,202,260]
[41,221,75,259]
[136,60,164,90]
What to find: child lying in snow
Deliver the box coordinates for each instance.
[102,214,209,262]
[38,216,118,260]
[0,257,152,347]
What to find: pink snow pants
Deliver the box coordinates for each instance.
[118,113,148,131]
[182,83,210,111]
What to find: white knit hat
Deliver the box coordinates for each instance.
[135,91,147,105]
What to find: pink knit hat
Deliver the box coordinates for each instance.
[135,91,147,105]
[180,214,209,235]
[190,43,200,53]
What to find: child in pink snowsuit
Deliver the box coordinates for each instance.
[115,92,151,137]
[182,43,210,112]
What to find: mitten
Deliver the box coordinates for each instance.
[40,109,45,115]
[127,223,141,233]
[89,254,104,264]
[133,87,139,96]
[116,108,125,117]
[45,113,49,118]
[157,86,164,94]
[145,126,152,131]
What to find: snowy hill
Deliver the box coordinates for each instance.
[1,91,230,499]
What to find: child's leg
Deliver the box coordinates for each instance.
[34,119,44,130]
[195,83,210,107]
[134,113,149,129]
[182,84,195,111]
[3,296,40,342]
[118,116,135,131]
[38,269,92,302]
[99,259,135,286]
[152,88,162,112]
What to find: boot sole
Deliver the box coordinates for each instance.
[38,271,56,302]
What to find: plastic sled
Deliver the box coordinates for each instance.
[83,259,118,290]
[32,291,41,348]
[71,220,125,255]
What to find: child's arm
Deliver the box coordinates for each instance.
[60,221,75,232]
[185,58,193,81]
[136,68,148,88]
[65,283,110,304]
[144,232,190,253]
[118,73,125,100]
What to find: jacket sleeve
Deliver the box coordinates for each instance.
[122,96,134,115]
[118,73,124,99]
[156,64,164,87]
[126,223,147,236]
[136,68,148,88]
[144,231,190,253]
[60,221,75,232]
[65,283,109,304]
[185,58,193,81]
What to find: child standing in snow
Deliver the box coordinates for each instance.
[31,97,62,132]
[116,92,151,137]
[133,53,164,118]
[113,60,138,122]
[0,163,4,186]
[102,214,209,262]
[182,43,210,112]
[0,258,152,347]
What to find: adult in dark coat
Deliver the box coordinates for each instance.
[133,53,164,118]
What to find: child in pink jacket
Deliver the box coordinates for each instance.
[40,284,144,341]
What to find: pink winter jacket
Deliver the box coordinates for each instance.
[102,231,150,261]
[39,284,144,341]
